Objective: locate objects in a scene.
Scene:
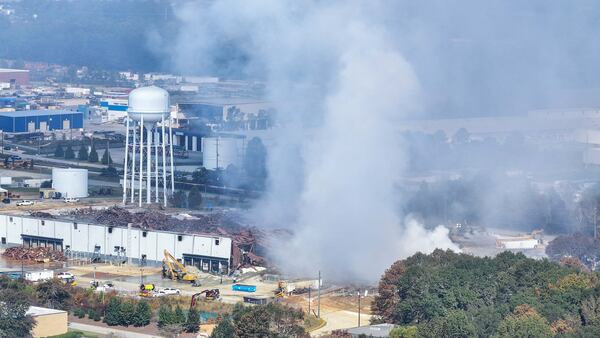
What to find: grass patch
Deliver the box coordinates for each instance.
[50,329,99,338]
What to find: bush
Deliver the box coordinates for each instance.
[73,308,86,318]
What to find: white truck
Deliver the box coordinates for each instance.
[25,270,54,282]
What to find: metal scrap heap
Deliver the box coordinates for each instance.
[64,206,279,268]
[3,246,66,262]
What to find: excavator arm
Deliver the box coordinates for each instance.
[163,249,198,282]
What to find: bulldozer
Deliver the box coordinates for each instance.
[162,249,198,283]
[190,289,221,308]
[274,281,287,298]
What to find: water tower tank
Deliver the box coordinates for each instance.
[128,86,169,123]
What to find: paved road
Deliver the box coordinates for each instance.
[69,322,162,338]
[311,309,372,337]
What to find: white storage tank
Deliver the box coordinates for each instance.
[202,137,241,170]
[52,168,88,198]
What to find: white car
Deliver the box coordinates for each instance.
[158,287,181,295]
[16,200,34,206]
[64,197,79,203]
[56,272,74,279]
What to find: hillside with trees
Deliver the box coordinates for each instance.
[373,249,600,337]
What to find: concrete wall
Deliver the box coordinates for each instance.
[0,215,232,265]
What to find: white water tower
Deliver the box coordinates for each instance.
[122,86,175,207]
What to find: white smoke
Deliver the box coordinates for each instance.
[166,0,458,281]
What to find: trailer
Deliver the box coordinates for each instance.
[25,270,53,282]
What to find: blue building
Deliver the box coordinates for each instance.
[0,110,84,133]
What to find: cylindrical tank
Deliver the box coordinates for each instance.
[127,86,169,123]
[202,137,241,170]
[52,168,88,198]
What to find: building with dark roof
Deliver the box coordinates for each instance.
[0,68,29,86]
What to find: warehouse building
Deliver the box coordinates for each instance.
[0,68,29,86]
[0,214,233,274]
[0,110,83,133]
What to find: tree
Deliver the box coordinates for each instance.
[64,144,75,159]
[453,128,470,144]
[88,144,99,162]
[54,144,65,157]
[158,305,175,328]
[174,305,186,324]
[210,317,235,338]
[40,180,52,188]
[133,301,152,327]
[169,191,187,208]
[244,137,267,180]
[104,297,122,326]
[418,310,477,338]
[492,305,553,338]
[101,147,113,165]
[390,326,418,338]
[0,288,35,338]
[78,145,88,161]
[373,260,406,322]
[185,307,200,333]
[35,279,72,311]
[120,301,136,327]
[188,186,202,209]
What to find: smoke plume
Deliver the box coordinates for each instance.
[166,0,459,281]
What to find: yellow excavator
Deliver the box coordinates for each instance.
[162,249,198,283]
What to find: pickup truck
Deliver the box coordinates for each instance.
[16,200,34,206]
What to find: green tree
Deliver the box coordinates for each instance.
[0,288,35,338]
[492,305,553,338]
[185,307,200,333]
[390,326,417,338]
[35,279,72,311]
[104,297,123,326]
[188,186,202,209]
[174,305,186,324]
[210,317,236,338]
[78,145,88,161]
[54,144,64,157]
[88,144,99,162]
[120,301,136,327]
[418,310,477,338]
[133,301,152,327]
[64,144,75,159]
[158,305,175,328]
[101,147,112,165]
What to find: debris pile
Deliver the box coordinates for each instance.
[63,206,279,268]
[3,247,66,262]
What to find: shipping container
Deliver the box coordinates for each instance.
[232,284,256,292]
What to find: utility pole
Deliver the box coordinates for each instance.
[357,290,361,327]
[308,286,311,315]
[595,206,598,239]
[317,270,321,319]
[140,268,144,285]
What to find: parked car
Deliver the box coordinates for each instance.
[2,198,10,204]
[3,146,10,150]
[64,197,79,203]
[16,200,34,206]
[56,272,74,279]
[9,155,21,161]
[158,287,181,295]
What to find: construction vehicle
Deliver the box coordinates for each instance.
[140,284,155,291]
[162,249,198,283]
[274,281,287,298]
[190,289,221,308]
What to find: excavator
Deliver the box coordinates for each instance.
[274,281,287,298]
[190,289,221,308]
[162,249,198,283]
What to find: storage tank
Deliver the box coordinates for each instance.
[52,168,88,198]
[202,137,241,170]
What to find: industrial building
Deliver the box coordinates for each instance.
[100,98,128,120]
[0,68,29,86]
[26,306,68,338]
[0,214,233,273]
[0,110,83,133]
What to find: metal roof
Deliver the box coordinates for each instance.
[0,110,82,118]
[0,68,29,73]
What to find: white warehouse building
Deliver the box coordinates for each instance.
[0,214,232,273]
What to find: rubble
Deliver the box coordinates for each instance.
[62,206,284,268]
[3,246,66,262]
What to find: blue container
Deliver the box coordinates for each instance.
[232,284,257,292]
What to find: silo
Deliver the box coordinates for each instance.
[202,137,241,170]
[52,168,88,198]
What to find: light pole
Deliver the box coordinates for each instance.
[357,290,361,327]
[140,268,144,285]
